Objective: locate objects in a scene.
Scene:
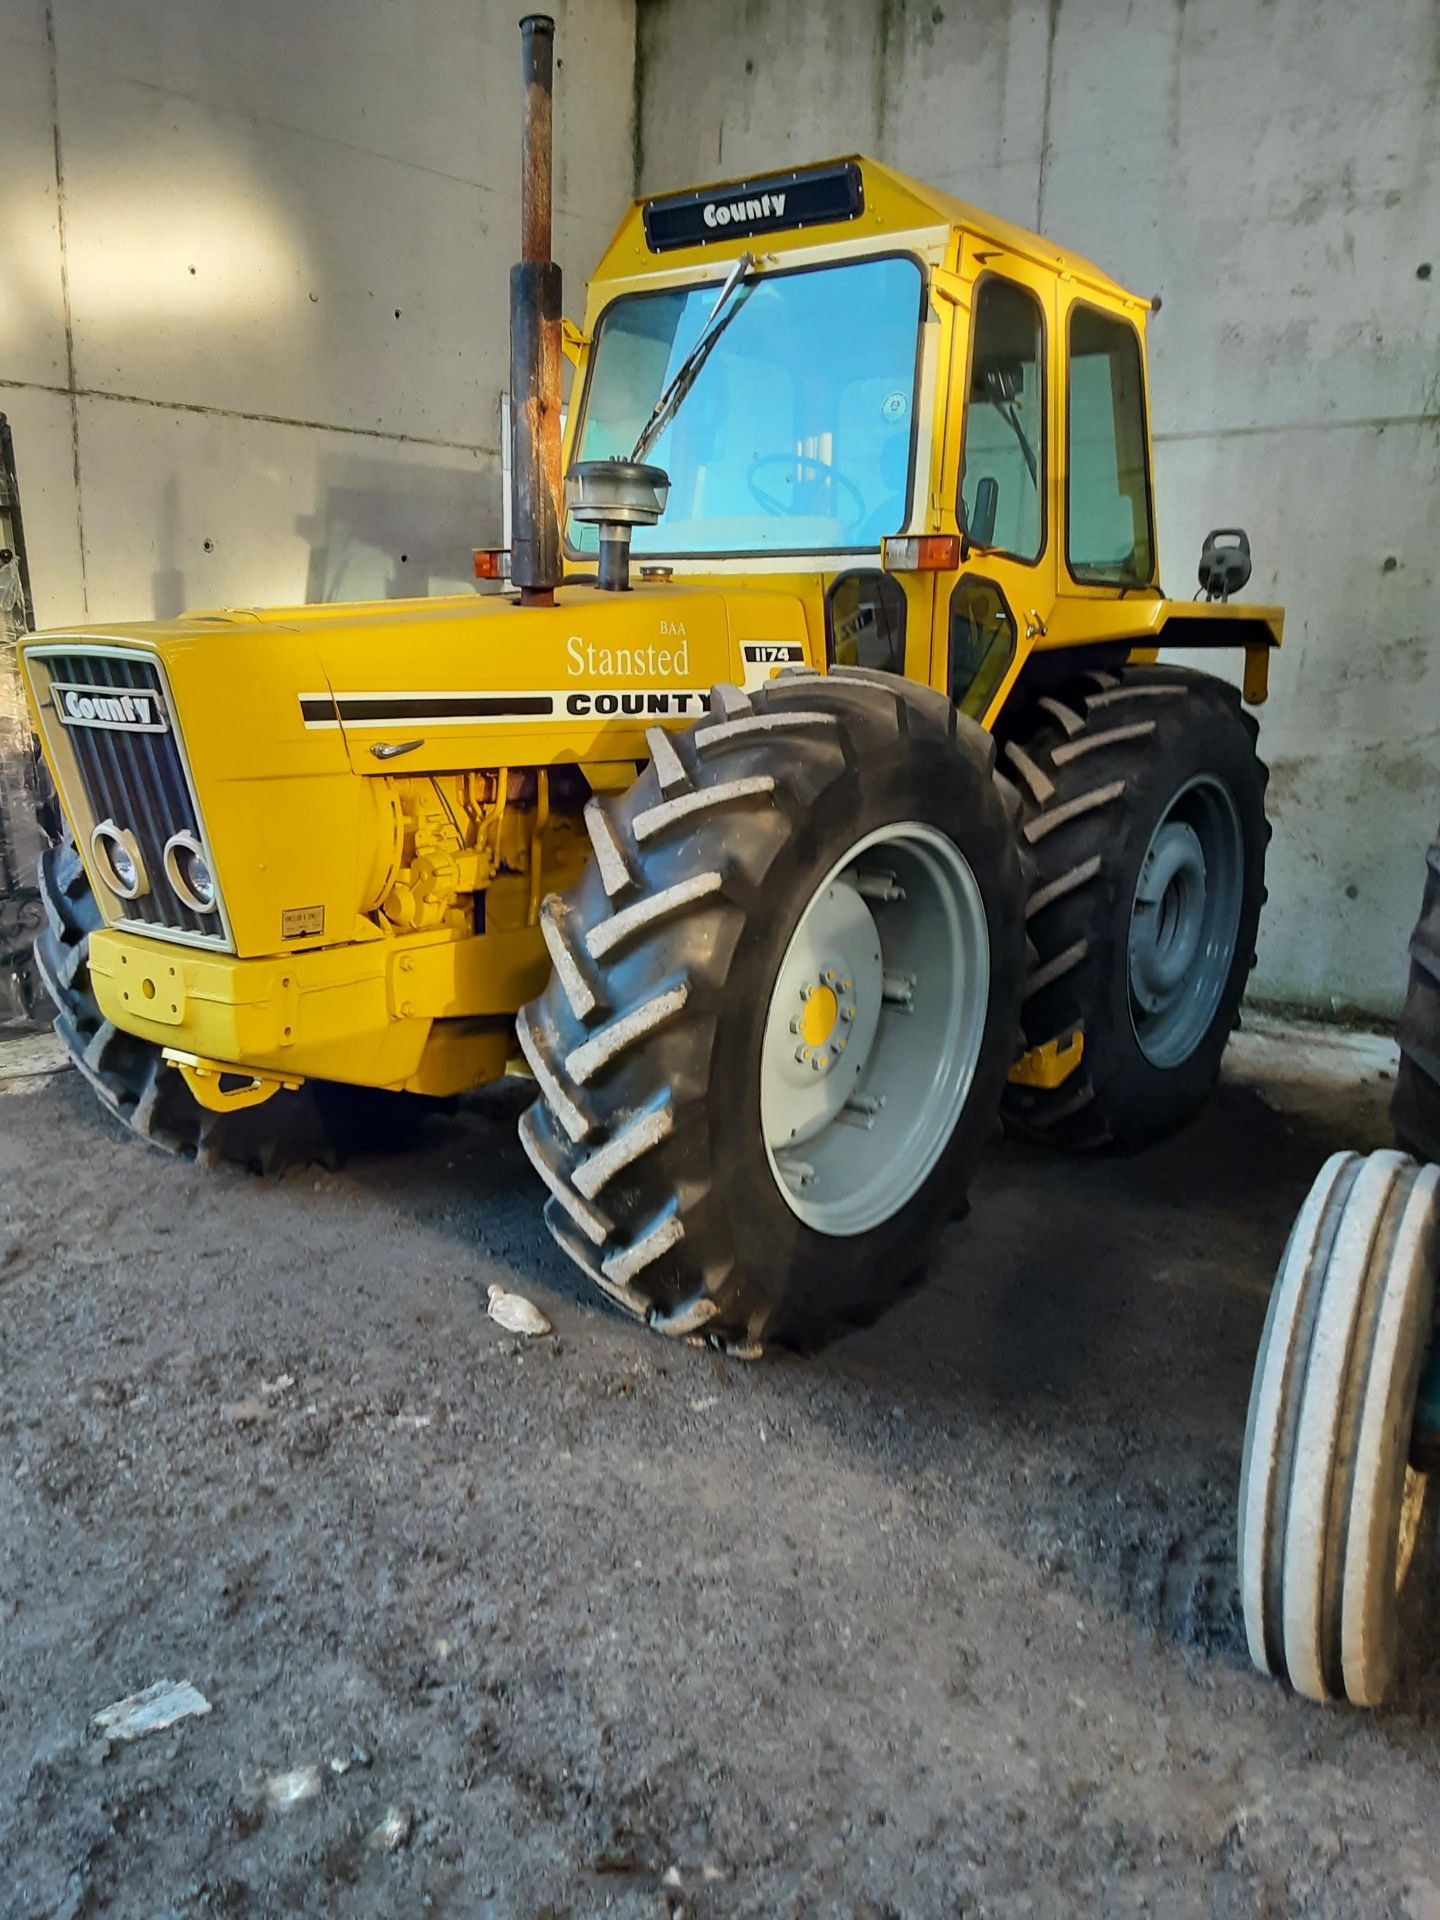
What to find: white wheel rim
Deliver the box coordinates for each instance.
[759,821,989,1237]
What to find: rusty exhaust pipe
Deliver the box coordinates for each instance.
[510,13,563,607]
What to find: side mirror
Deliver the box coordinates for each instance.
[968,476,999,550]
[1198,527,1252,602]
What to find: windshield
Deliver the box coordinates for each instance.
[570,254,924,559]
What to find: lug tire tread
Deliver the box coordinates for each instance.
[520,674,1028,1353]
[999,665,1270,1151]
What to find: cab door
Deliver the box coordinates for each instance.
[930,242,1060,725]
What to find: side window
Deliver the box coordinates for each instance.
[949,577,1016,718]
[1067,306,1154,584]
[958,278,1044,564]
[826,570,907,674]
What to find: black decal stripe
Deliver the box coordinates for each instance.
[336,695,554,723]
[300,694,556,726]
[299,691,720,729]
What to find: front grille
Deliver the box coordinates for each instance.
[30,647,229,947]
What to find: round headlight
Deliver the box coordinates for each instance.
[91,820,148,900]
[163,832,218,913]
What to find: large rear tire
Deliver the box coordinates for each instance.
[36,832,403,1170]
[1238,1150,1440,1706]
[1394,829,1440,1165]
[1000,665,1269,1149]
[518,668,1029,1353]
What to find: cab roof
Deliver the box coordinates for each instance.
[588,153,1145,312]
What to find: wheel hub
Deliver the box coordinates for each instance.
[793,966,857,1071]
[759,824,990,1237]
[1130,820,1207,1013]
[1127,775,1245,1069]
[764,887,884,1150]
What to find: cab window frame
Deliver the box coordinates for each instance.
[1063,299,1157,589]
[825,568,909,675]
[954,269,1048,570]
[561,249,930,564]
[947,573,1017,719]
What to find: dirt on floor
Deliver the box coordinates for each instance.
[2,1034,1438,1919]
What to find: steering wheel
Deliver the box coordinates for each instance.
[747,452,868,532]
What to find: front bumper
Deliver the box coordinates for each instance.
[87,922,548,1100]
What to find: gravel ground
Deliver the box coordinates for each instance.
[3,1033,1439,1918]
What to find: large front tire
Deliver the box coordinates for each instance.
[518,669,1028,1353]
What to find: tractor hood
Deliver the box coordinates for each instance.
[21,581,816,784]
[275,581,815,776]
[18,583,816,959]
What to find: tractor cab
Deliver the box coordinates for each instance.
[560,155,1281,717]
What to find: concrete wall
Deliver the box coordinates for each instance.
[0,0,635,623]
[3,0,1436,1013]
[636,0,1440,1016]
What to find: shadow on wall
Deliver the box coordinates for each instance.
[144,446,500,622]
[152,476,187,620]
[296,449,500,605]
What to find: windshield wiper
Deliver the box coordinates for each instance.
[630,252,757,463]
[982,368,1038,488]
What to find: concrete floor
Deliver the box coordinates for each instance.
[2,1018,1437,1918]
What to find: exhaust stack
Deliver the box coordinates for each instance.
[510,14,563,607]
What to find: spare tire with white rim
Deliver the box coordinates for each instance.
[1239,1149,1440,1706]
[517,666,1029,1353]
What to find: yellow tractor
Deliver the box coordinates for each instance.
[21,16,1281,1352]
